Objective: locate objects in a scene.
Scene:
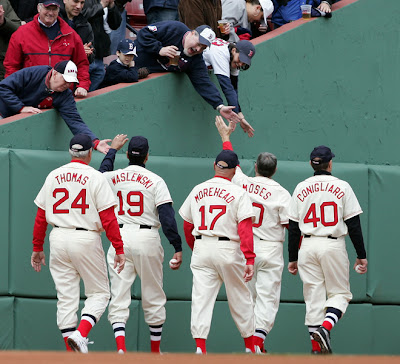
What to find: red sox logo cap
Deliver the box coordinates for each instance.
[236,40,256,67]
[54,60,79,83]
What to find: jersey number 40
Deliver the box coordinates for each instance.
[304,202,338,227]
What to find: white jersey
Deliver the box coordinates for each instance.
[34,162,117,231]
[179,176,255,241]
[202,38,239,78]
[103,165,173,228]
[232,167,291,242]
[288,174,363,237]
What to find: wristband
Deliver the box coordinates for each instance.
[93,139,100,150]
[216,104,224,112]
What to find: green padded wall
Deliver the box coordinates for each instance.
[0,149,9,294]
[0,297,14,349]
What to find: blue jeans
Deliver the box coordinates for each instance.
[145,7,178,24]
[89,59,106,92]
[109,9,127,55]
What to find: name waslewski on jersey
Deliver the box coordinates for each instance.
[296,181,346,202]
[110,171,154,189]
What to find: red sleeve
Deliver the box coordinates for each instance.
[183,220,195,251]
[32,207,48,252]
[4,31,23,77]
[238,217,256,265]
[222,141,233,151]
[99,206,124,255]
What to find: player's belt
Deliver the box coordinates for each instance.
[303,234,337,240]
[53,225,88,231]
[195,235,230,241]
[118,224,152,229]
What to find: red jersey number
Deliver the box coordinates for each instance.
[252,202,265,228]
[117,191,144,216]
[304,202,338,227]
[53,188,89,214]
[198,205,227,230]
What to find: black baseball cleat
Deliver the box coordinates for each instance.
[312,327,332,354]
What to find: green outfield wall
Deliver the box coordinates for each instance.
[0,0,399,354]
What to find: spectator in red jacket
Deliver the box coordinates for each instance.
[4,0,90,97]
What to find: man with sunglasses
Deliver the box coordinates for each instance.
[203,39,256,137]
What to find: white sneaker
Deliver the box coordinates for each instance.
[195,347,203,354]
[67,330,92,354]
[255,345,262,354]
[118,349,125,354]
[245,348,252,353]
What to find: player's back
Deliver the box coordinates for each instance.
[35,162,116,231]
[181,177,254,241]
[289,174,362,238]
[233,167,290,242]
[103,165,172,228]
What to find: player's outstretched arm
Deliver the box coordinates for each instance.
[110,134,129,150]
[215,115,234,143]
[31,251,46,272]
[96,139,112,154]
[237,112,255,138]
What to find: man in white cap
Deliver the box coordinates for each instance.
[135,20,246,127]
[222,0,274,42]
[0,61,111,153]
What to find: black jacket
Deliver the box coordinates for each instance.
[59,5,95,63]
[82,0,121,59]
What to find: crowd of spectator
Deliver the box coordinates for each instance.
[0,0,338,126]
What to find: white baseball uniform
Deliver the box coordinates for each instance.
[103,165,173,326]
[179,176,256,339]
[232,166,291,335]
[34,161,119,330]
[288,174,363,325]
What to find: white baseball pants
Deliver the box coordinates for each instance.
[190,236,255,339]
[298,236,352,325]
[247,238,283,334]
[107,224,166,326]
[49,228,110,330]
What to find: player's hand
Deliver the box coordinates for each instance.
[215,115,234,142]
[159,45,179,58]
[239,116,255,138]
[31,251,46,272]
[243,264,254,282]
[288,261,298,275]
[20,106,42,114]
[170,251,182,270]
[354,258,368,274]
[96,139,112,154]
[114,253,126,274]
[110,134,128,150]
[74,87,88,98]
[317,2,332,13]
[219,106,241,124]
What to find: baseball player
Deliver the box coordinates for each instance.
[31,134,125,353]
[215,116,291,353]
[202,39,256,137]
[287,146,368,354]
[98,134,183,353]
[179,147,256,354]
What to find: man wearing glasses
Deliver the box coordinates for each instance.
[203,39,256,137]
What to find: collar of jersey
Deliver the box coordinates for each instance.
[214,175,232,181]
[71,159,88,165]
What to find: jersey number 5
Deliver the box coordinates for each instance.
[304,202,338,227]
[117,191,144,216]
[198,205,227,230]
[53,188,89,214]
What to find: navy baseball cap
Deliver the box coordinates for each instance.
[70,134,92,152]
[215,150,239,169]
[117,39,137,56]
[54,60,79,83]
[236,40,256,66]
[310,145,335,164]
[195,25,216,47]
[42,0,60,6]
[128,136,149,157]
